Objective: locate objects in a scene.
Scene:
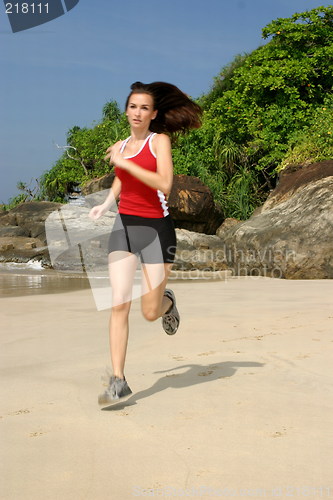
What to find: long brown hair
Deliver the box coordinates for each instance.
[125,81,202,134]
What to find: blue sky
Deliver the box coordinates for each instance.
[0,0,331,204]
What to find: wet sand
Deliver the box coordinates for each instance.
[0,270,89,298]
[1,277,332,499]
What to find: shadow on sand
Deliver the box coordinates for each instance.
[101,360,264,411]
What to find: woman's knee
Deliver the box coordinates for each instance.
[111,299,131,314]
[141,305,160,322]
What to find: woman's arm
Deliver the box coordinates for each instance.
[89,175,121,220]
[103,175,122,208]
[106,134,174,194]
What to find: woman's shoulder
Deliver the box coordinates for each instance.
[115,137,130,150]
[112,138,127,148]
[151,133,171,146]
[120,136,131,144]
[150,133,171,156]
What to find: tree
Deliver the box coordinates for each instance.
[102,100,122,122]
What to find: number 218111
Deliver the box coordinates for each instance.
[5,3,49,14]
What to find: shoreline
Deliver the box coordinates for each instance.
[2,259,331,300]
[0,261,232,299]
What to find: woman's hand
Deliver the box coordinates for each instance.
[104,142,127,169]
[89,204,109,220]
[88,176,121,220]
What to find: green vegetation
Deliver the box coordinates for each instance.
[3,179,41,210]
[39,101,129,202]
[175,5,333,217]
[4,6,333,219]
[280,94,333,168]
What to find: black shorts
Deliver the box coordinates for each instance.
[108,214,177,264]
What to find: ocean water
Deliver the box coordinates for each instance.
[0,261,90,298]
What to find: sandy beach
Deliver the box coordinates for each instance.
[1,276,333,499]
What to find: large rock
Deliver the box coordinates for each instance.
[174,228,228,273]
[0,201,62,244]
[44,205,116,271]
[0,236,47,263]
[168,175,224,234]
[221,173,333,279]
[0,202,62,265]
[81,173,115,195]
[259,159,333,212]
[0,226,28,237]
[216,218,242,238]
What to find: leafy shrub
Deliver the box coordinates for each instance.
[279,95,333,169]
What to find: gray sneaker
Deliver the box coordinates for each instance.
[162,289,180,335]
[98,375,132,405]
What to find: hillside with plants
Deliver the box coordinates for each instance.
[7,6,333,219]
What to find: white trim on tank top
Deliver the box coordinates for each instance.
[120,132,155,159]
[157,190,169,217]
[149,133,157,158]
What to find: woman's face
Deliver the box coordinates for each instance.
[126,92,157,130]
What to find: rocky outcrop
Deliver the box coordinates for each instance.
[174,228,229,273]
[44,206,116,271]
[216,218,241,238]
[168,175,224,234]
[0,202,62,265]
[259,160,333,213]
[0,236,46,262]
[0,201,62,242]
[81,173,115,196]
[220,164,333,279]
[1,161,332,279]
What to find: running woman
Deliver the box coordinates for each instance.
[89,81,202,405]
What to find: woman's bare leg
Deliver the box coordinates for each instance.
[140,263,173,321]
[108,251,138,378]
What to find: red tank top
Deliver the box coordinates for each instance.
[115,133,169,218]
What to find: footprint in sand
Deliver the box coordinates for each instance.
[271,428,288,438]
[29,430,47,438]
[8,409,31,416]
[198,370,214,376]
[195,469,211,477]
[172,355,185,361]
